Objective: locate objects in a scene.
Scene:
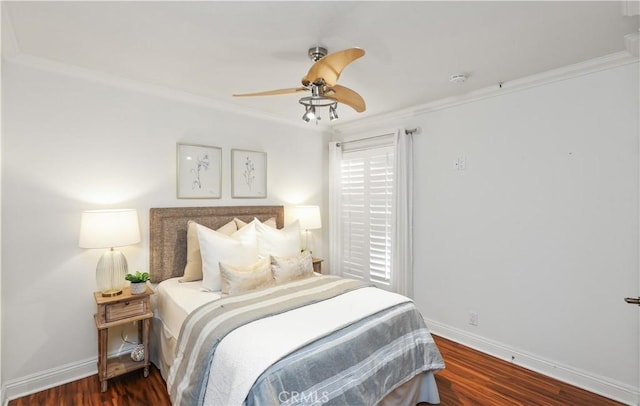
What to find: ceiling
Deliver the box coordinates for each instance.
[2,1,638,128]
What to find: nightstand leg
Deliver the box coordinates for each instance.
[137,320,143,342]
[143,318,150,378]
[98,328,108,392]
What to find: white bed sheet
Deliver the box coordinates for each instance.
[155,277,221,340]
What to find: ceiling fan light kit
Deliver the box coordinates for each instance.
[302,106,316,122]
[329,104,338,121]
[233,46,366,123]
[299,81,340,122]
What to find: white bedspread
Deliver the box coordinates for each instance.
[204,287,411,406]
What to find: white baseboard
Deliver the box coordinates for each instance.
[3,356,97,404]
[425,318,639,406]
[3,344,139,404]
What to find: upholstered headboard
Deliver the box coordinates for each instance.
[149,205,284,283]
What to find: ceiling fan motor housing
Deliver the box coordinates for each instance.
[308,46,328,62]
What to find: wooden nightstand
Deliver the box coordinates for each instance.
[93,286,153,392]
[312,257,324,274]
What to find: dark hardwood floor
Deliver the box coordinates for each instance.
[8,335,623,406]
[430,336,623,406]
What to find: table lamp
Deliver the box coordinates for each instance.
[79,209,141,297]
[291,205,322,252]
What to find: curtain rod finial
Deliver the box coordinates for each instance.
[405,127,421,135]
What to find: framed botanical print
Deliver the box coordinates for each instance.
[176,143,222,199]
[231,149,267,198]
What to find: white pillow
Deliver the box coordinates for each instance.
[219,257,273,295]
[256,219,301,258]
[271,250,314,284]
[181,219,237,282]
[197,221,259,291]
[235,217,276,229]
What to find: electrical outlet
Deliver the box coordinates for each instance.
[468,312,479,326]
[455,156,466,170]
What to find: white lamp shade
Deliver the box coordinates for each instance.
[292,205,322,230]
[79,209,141,249]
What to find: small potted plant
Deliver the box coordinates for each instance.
[125,271,150,294]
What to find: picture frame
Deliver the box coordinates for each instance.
[231,149,267,198]
[176,143,222,199]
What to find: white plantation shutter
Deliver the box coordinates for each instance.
[339,144,394,287]
[330,130,413,296]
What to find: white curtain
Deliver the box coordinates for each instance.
[391,129,414,297]
[328,141,343,277]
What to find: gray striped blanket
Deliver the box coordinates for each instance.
[167,276,444,405]
[167,276,370,405]
[246,302,444,405]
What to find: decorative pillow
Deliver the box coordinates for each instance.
[219,257,273,295]
[181,219,237,282]
[256,219,301,258]
[235,217,276,229]
[216,219,238,235]
[197,221,259,291]
[271,250,314,284]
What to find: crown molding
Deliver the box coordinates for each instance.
[331,51,639,136]
[2,53,325,132]
[3,33,635,137]
[2,3,320,130]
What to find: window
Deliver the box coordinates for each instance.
[337,143,394,287]
[329,131,413,297]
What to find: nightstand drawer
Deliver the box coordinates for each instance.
[105,299,145,322]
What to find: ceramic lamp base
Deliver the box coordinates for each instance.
[96,248,128,296]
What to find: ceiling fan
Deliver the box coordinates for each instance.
[233,46,366,122]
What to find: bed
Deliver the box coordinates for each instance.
[148,205,444,405]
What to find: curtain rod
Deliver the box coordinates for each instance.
[336,127,420,147]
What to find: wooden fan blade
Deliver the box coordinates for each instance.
[326,84,366,113]
[233,87,308,97]
[302,48,365,87]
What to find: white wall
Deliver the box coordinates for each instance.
[0,50,4,402]
[2,51,638,405]
[335,61,639,403]
[0,60,325,398]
